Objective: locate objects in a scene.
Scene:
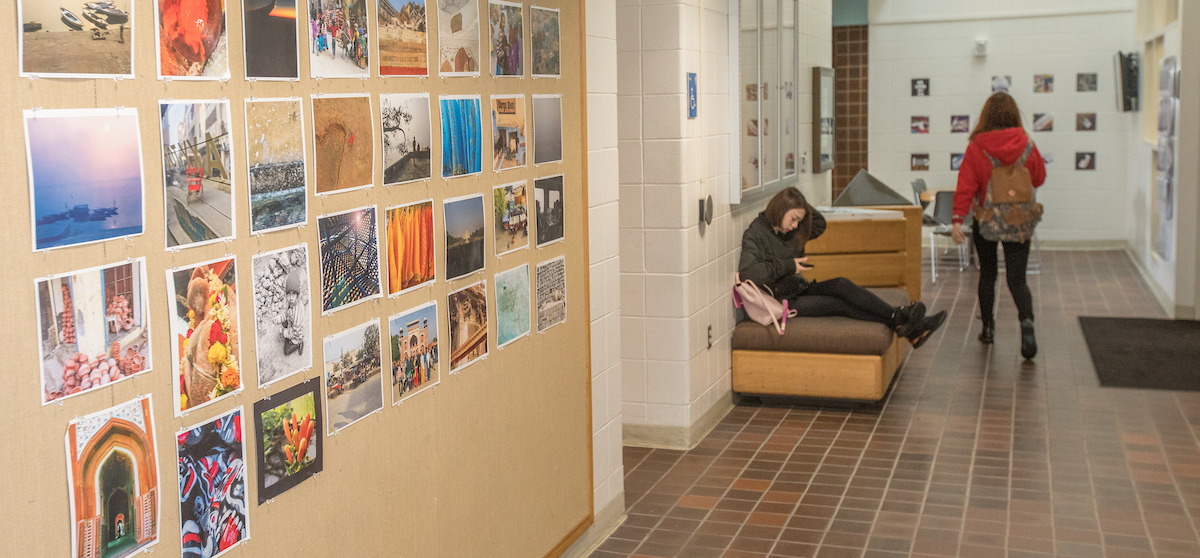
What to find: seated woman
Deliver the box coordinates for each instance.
[739,187,946,347]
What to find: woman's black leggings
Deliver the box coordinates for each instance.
[785,277,895,324]
[973,228,1034,322]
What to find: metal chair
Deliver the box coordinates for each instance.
[910,178,927,206]
[930,190,970,283]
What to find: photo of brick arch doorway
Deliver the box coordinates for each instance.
[318,205,383,314]
[65,395,160,558]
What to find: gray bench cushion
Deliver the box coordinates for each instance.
[732,288,911,356]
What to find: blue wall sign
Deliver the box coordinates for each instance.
[687,73,698,119]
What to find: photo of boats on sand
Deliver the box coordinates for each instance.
[19,0,133,77]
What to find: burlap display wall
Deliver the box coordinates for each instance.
[1,1,593,556]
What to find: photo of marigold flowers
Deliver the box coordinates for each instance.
[167,256,243,415]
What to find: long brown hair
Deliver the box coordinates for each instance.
[765,187,815,251]
[969,92,1025,141]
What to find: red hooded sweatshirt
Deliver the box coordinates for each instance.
[952,127,1046,224]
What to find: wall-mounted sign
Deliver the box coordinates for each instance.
[687,72,698,119]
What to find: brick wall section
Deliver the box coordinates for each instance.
[832,25,868,200]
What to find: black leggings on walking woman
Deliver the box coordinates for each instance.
[786,277,895,323]
[973,228,1034,322]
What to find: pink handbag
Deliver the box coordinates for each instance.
[733,275,797,335]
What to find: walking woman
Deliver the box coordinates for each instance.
[739,187,947,347]
[950,92,1046,358]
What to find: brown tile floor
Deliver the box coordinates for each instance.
[591,251,1200,558]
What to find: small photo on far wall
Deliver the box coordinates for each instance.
[1077,73,1098,92]
[951,153,964,171]
[950,115,970,133]
[1076,152,1096,170]
[910,116,930,134]
[991,75,1012,93]
[1032,113,1054,132]
[911,78,930,97]
[1076,113,1097,131]
[1034,74,1054,93]
[910,153,930,171]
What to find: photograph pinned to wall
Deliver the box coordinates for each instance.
[530,5,560,77]
[1076,152,1096,170]
[385,199,436,296]
[159,100,236,249]
[910,153,930,171]
[1077,72,1098,92]
[1157,95,1176,135]
[494,263,530,348]
[1076,112,1097,131]
[533,94,564,164]
[492,94,528,171]
[241,0,298,79]
[176,407,249,556]
[18,0,133,78]
[253,377,322,503]
[745,84,758,101]
[36,258,152,405]
[447,281,488,373]
[440,95,484,178]
[311,94,375,195]
[65,395,160,558]
[166,256,242,416]
[154,0,230,79]
[1157,137,1174,175]
[317,205,383,314]
[991,75,1011,93]
[377,0,429,76]
[493,181,529,256]
[381,93,433,186]
[951,153,964,172]
[444,194,487,281]
[24,108,145,252]
[322,318,384,435]
[388,301,439,403]
[534,174,565,247]
[437,0,480,76]
[489,1,523,77]
[535,255,566,333]
[910,116,929,134]
[950,115,970,133]
[245,98,307,234]
[1032,113,1054,132]
[910,78,929,96]
[1155,174,1174,259]
[306,0,369,78]
[1033,74,1054,93]
[250,244,312,388]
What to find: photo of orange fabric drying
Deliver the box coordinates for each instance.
[386,200,436,295]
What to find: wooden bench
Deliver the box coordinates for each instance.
[731,205,922,402]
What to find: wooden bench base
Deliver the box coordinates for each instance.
[731,337,911,402]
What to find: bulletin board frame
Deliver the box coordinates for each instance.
[2,0,595,556]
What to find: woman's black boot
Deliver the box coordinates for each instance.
[979,319,995,344]
[909,310,947,349]
[890,301,926,338]
[1020,318,1037,359]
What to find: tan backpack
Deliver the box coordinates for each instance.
[973,141,1043,242]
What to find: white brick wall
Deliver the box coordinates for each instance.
[867,3,1137,242]
[619,0,832,430]
[587,0,624,516]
